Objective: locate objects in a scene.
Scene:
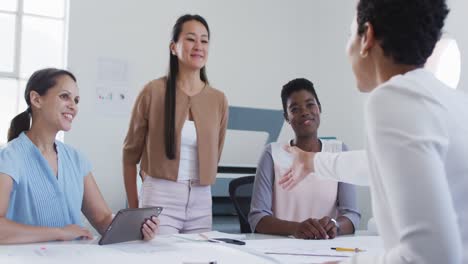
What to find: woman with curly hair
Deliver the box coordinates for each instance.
[281,0,468,263]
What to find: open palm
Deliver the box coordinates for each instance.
[278,146,316,190]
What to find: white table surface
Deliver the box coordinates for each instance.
[0,232,383,264]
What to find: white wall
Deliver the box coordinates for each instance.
[67,0,468,230]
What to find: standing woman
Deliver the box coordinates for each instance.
[0,68,158,244]
[123,14,228,234]
[282,0,468,263]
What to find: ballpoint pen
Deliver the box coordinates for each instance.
[331,247,365,252]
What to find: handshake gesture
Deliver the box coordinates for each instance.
[278,146,317,190]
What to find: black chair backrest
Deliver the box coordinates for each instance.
[229,175,255,233]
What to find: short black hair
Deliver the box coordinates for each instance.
[357,0,449,66]
[281,78,321,114]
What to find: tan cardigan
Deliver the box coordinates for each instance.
[122,77,229,185]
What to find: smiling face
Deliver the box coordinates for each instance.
[171,20,210,70]
[30,75,79,132]
[285,89,321,138]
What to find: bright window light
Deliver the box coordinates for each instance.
[0,79,18,144]
[0,13,16,72]
[0,0,17,12]
[0,0,68,145]
[24,0,64,18]
[425,37,461,89]
[20,16,65,79]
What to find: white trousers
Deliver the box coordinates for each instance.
[140,176,212,234]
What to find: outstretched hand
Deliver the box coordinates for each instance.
[278,146,317,190]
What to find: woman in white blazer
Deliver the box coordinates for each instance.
[279,0,468,263]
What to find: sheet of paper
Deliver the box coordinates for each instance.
[144,242,277,264]
[1,243,135,258]
[173,231,246,241]
[103,239,179,254]
[0,241,277,264]
[244,236,384,264]
[95,57,131,117]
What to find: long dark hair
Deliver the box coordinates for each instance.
[7,68,76,142]
[165,14,210,159]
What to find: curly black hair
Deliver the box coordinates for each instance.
[357,0,449,66]
[281,78,321,115]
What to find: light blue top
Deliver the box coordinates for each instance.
[0,132,92,227]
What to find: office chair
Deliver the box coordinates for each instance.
[228,175,255,233]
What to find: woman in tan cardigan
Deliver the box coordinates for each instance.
[123,14,228,234]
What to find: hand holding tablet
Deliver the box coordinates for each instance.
[99,207,163,245]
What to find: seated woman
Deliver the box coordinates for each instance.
[248,78,360,239]
[0,68,159,244]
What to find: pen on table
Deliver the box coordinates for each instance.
[331,247,365,252]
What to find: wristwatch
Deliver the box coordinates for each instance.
[330,218,340,234]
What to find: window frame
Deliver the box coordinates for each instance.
[0,0,69,144]
[0,0,70,80]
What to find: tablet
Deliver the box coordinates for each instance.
[98,207,163,245]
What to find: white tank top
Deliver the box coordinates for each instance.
[177,120,199,181]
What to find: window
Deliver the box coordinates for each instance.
[0,0,68,145]
[425,36,461,89]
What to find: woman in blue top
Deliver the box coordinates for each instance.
[0,68,159,244]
